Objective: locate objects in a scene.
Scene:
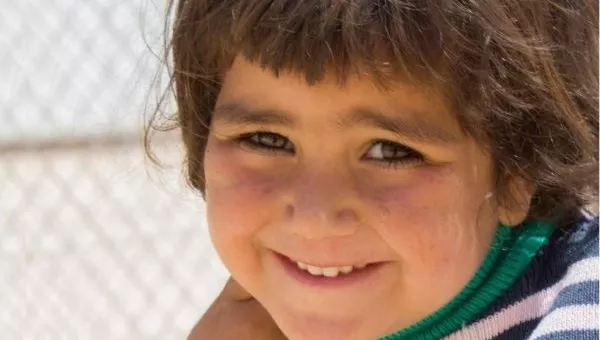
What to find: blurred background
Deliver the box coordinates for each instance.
[0,1,229,339]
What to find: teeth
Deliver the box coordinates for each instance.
[322,267,340,277]
[294,260,367,277]
[306,265,323,276]
[340,266,353,274]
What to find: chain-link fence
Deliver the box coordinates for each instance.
[1,1,228,339]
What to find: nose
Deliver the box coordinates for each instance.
[282,164,362,239]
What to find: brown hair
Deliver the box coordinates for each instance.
[147,0,599,223]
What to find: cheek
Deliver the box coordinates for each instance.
[202,139,283,278]
[365,165,489,270]
[204,139,279,230]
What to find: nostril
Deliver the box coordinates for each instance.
[336,209,359,224]
[285,204,294,217]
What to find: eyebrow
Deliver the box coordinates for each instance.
[213,101,459,144]
[340,107,460,144]
[213,103,295,126]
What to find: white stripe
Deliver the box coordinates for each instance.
[528,304,599,339]
[443,257,599,340]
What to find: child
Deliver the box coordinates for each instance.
[149,0,599,339]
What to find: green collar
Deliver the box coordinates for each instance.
[379,220,555,340]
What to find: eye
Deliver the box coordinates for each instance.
[237,132,294,153]
[363,140,424,168]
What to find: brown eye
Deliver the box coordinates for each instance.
[366,141,410,160]
[251,133,290,148]
[239,132,295,153]
[363,140,424,169]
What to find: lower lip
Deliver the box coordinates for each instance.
[273,253,385,288]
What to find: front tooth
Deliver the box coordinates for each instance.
[322,267,340,277]
[340,266,353,274]
[306,265,323,276]
[297,261,308,270]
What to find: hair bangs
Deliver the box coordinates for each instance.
[186,0,451,87]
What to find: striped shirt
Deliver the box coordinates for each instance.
[445,215,599,340]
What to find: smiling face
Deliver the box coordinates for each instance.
[203,57,516,340]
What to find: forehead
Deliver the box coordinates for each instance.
[216,57,463,135]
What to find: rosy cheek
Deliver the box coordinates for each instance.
[204,140,281,239]
[202,141,285,287]
[364,165,470,265]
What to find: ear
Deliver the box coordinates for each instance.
[497,176,535,227]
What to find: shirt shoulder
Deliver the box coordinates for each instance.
[525,215,599,340]
[444,215,599,340]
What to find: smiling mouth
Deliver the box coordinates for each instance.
[273,253,385,287]
[291,259,370,278]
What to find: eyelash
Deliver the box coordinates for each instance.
[362,139,425,169]
[236,132,295,155]
[236,132,425,169]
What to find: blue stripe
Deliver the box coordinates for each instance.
[534,329,600,340]
[550,280,599,311]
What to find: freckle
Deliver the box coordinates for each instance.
[372,196,391,215]
[261,185,273,196]
[370,191,391,217]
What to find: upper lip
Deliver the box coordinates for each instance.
[276,252,382,268]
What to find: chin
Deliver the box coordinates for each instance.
[279,324,380,340]
[271,308,383,340]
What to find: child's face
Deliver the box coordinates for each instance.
[204,58,504,340]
